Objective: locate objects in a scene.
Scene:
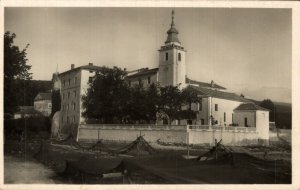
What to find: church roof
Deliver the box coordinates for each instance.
[127,68,159,78]
[165,10,181,44]
[34,92,52,101]
[186,77,226,90]
[234,103,270,111]
[188,85,251,103]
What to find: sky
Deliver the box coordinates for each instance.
[4,7,291,103]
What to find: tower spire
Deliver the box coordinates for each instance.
[171,10,175,27]
[165,10,180,45]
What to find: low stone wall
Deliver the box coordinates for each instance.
[77,124,260,146]
[78,124,187,144]
[188,129,258,146]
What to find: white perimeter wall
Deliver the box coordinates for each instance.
[78,125,259,146]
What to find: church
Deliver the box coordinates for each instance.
[126,10,269,130]
[52,10,270,143]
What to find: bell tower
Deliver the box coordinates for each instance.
[158,10,186,89]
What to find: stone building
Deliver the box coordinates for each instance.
[55,63,103,128]
[34,92,52,116]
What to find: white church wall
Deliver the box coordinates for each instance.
[233,111,256,128]
[210,98,242,126]
[196,97,242,126]
[195,97,209,125]
[129,73,158,87]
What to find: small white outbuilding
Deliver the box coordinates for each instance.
[233,103,270,144]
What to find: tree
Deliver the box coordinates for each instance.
[82,66,130,123]
[180,86,200,121]
[159,85,184,124]
[259,99,275,122]
[4,31,32,113]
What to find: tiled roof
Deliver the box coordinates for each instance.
[59,64,103,76]
[189,85,251,103]
[35,92,51,101]
[127,68,159,78]
[234,103,270,111]
[186,77,226,90]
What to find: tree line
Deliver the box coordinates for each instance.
[82,67,200,124]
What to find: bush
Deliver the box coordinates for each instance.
[4,116,51,140]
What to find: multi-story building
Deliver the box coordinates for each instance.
[55,63,102,128]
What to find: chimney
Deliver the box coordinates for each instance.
[211,80,215,87]
[71,64,75,69]
[89,63,93,66]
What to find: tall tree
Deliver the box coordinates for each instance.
[259,99,275,122]
[180,86,200,121]
[82,66,129,123]
[4,31,32,113]
[159,85,184,124]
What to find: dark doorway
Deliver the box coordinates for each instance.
[244,117,248,127]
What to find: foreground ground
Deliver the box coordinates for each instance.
[4,135,292,184]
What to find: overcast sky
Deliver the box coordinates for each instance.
[5,7,291,103]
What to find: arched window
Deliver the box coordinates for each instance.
[178,53,181,61]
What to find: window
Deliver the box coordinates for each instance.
[48,103,52,109]
[74,77,77,84]
[198,102,202,111]
[62,105,64,111]
[244,117,248,127]
[232,113,234,123]
[68,79,71,86]
[89,77,93,83]
[139,78,142,86]
[178,53,181,61]
[63,93,65,100]
[63,80,66,87]
[74,90,77,98]
[67,104,69,111]
[68,92,70,99]
[147,77,151,84]
[73,103,76,110]
[215,104,218,111]
[224,112,226,122]
[89,70,93,73]
[67,116,69,124]
[165,52,168,61]
[73,116,75,123]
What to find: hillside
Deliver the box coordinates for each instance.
[12,79,52,107]
[246,98,292,129]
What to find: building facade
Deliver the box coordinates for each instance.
[34,92,52,116]
[55,63,103,128]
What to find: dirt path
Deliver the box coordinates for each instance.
[4,155,57,184]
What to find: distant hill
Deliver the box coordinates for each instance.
[246,98,292,129]
[12,79,52,107]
